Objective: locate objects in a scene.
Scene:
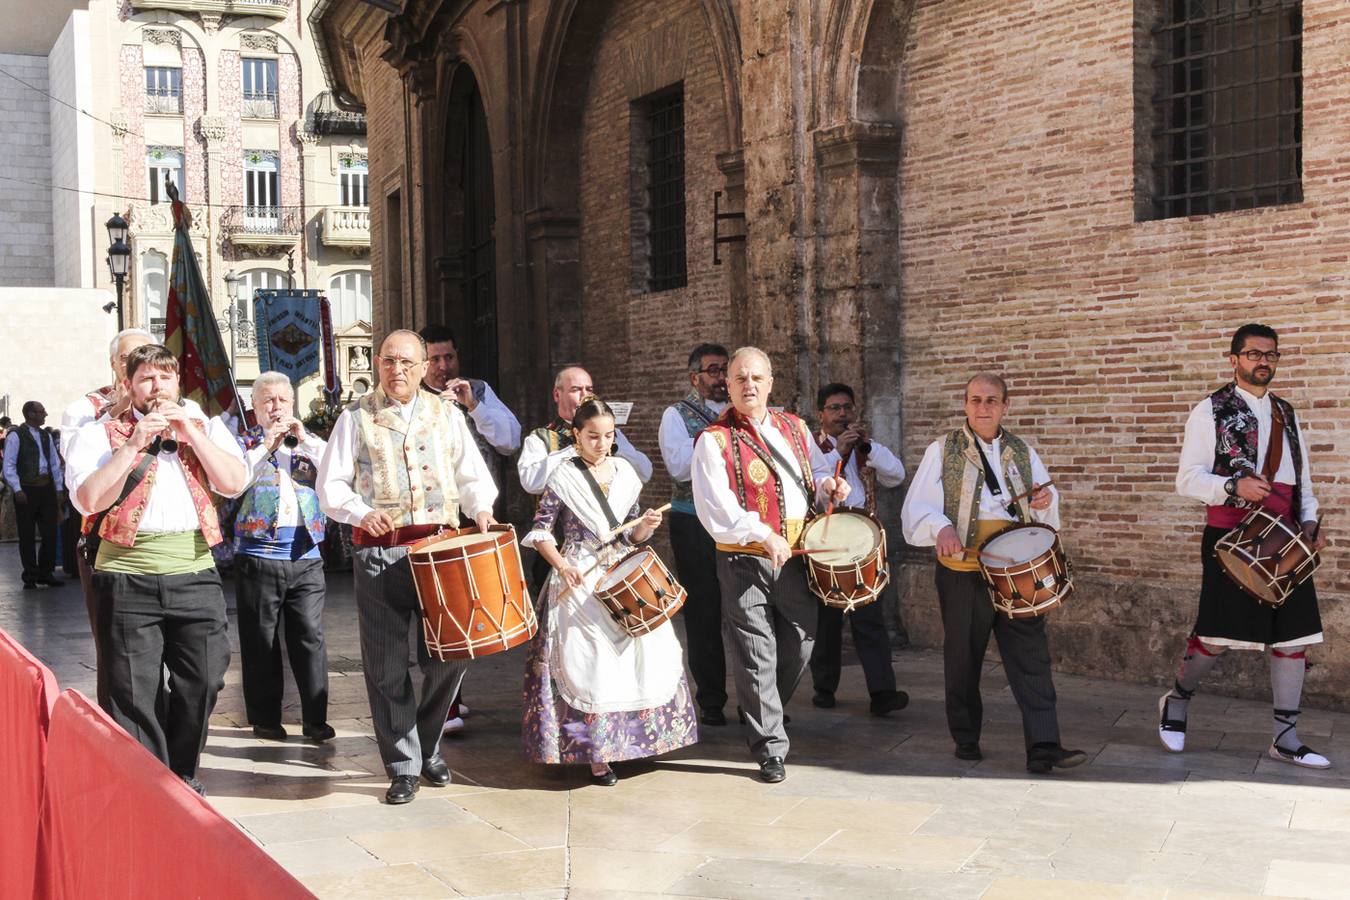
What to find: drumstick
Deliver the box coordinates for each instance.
[790,546,848,558]
[1007,480,1055,506]
[958,548,1016,565]
[821,459,845,543]
[605,503,673,542]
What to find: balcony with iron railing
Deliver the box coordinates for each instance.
[321,206,370,250]
[221,205,302,250]
[242,91,278,120]
[129,0,289,18]
[145,89,183,116]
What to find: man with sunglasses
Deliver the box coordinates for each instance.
[318,330,499,803]
[658,343,731,726]
[1163,323,1329,769]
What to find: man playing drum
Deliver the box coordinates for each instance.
[810,382,909,717]
[318,330,499,804]
[1163,323,1329,768]
[658,342,731,727]
[691,347,849,783]
[900,373,1085,774]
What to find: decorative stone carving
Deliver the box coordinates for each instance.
[143,27,182,46]
[240,33,278,53]
[110,110,130,139]
[197,115,228,145]
[198,12,222,33]
[294,120,322,145]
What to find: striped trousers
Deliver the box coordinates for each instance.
[353,546,467,777]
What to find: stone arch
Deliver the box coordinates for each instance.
[819,0,916,129]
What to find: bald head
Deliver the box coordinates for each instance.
[380,329,427,361]
[727,346,774,419]
[553,366,595,421]
[376,330,429,403]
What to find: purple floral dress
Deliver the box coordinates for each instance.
[521,487,699,765]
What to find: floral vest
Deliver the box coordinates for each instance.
[87,412,224,548]
[1208,381,1305,525]
[941,424,1034,548]
[233,449,326,542]
[86,385,116,419]
[704,408,816,542]
[670,391,719,511]
[351,388,464,527]
[529,417,574,454]
[816,431,876,513]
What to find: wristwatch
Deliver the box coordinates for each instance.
[1224,473,1244,497]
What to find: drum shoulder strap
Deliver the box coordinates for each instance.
[570,455,620,531]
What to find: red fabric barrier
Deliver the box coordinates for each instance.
[0,627,58,900]
[37,691,313,900]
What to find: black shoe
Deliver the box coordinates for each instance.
[737,706,789,725]
[22,582,37,591]
[302,722,336,743]
[386,775,420,804]
[421,756,451,787]
[1026,743,1088,774]
[700,707,727,727]
[37,576,64,587]
[812,691,836,709]
[759,756,786,783]
[869,689,910,717]
[252,724,288,741]
[180,775,206,796]
[590,766,618,787]
[954,742,983,761]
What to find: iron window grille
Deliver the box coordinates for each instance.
[1149,0,1302,219]
[644,88,687,293]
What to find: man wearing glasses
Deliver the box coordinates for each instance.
[318,330,499,803]
[658,343,731,726]
[809,382,909,717]
[1163,323,1329,769]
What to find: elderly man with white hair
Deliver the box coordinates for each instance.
[233,371,334,743]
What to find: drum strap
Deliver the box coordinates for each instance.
[973,438,1004,497]
[571,456,620,531]
[1263,405,1285,481]
[678,399,716,426]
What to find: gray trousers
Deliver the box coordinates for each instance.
[717,552,818,762]
[935,565,1060,750]
[235,555,329,728]
[353,545,467,777]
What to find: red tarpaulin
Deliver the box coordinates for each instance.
[36,691,313,900]
[0,628,58,900]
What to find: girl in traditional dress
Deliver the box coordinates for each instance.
[521,398,698,785]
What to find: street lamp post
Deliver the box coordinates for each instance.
[221,269,244,369]
[105,213,130,331]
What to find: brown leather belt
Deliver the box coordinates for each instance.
[351,523,446,548]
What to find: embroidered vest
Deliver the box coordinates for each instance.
[816,432,876,514]
[351,388,464,527]
[86,385,116,419]
[703,408,816,541]
[233,450,326,543]
[89,413,224,548]
[670,391,719,510]
[529,417,574,454]
[1208,381,1305,524]
[12,426,56,486]
[940,425,1034,548]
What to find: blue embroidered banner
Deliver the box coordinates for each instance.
[253,289,325,389]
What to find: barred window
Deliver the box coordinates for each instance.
[642,87,686,293]
[1148,0,1302,219]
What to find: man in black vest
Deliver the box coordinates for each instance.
[3,401,64,589]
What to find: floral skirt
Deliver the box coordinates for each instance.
[521,595,698,765]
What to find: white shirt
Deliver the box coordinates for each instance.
[317,396,498,527]
[901,432,1058,547]
[66,409,248,532]
[691,411,838,546]
[1176,386,1317,519]
[464,382,523,456]
[517,425,652,495]
[659,398,728,482]
[817,435,907,507]
[243,431,328,529]
[3,425,63,493]
[60,390,111,459]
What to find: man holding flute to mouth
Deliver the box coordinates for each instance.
[66,343,248,794]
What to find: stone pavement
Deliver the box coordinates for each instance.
[5,542,1350,899]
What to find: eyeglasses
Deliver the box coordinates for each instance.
[822,403,855,413]
[378,356,422,372]
[1237,350,1282,363]
[696,365,727,377]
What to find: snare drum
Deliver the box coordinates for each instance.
[407,525,537,661]
[799,510,889,612]
[978,523,1073,619]
[593,548,687,637]
[1214,508,1320,607]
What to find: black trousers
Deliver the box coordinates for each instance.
[93,567,231,779]
[15,482,58,584]
[668,511,727,712]
[935,565,1060,751]
[234,554,329,728]
[810,597,897,697]
[61,507,80,573]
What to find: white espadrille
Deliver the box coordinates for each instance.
[1158,693,1186,753]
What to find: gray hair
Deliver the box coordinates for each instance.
[965,371,1008,401]
[729,346,773,376]
[553,366,591,390]
[109,328,155,358]
[251,371,294,397]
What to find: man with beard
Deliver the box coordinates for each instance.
[658,343,731,726]
[67,344,248,793]
[4,401,64,589]
[1162,324,1329,768]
